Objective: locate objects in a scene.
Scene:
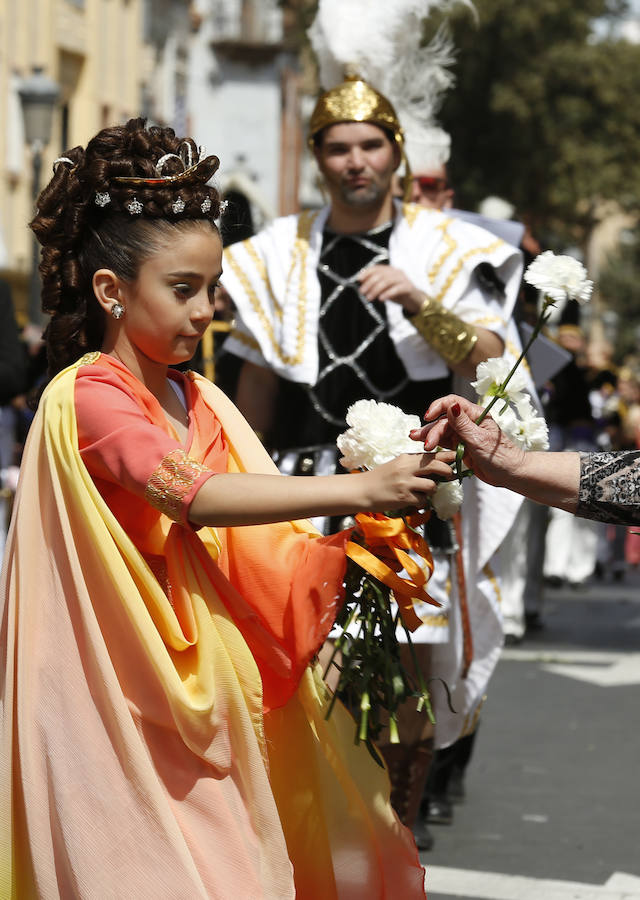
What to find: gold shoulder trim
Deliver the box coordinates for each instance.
[76,351,101,367]
[433,237,505,305]
[144,449,212,523]
[402,202,421,228]
[225,211,320,368]
[242,241,283,321]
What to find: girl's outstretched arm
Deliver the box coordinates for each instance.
[188,452,454,527]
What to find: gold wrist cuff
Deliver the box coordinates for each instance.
[410,296,479,366]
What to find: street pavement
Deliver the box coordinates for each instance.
[421,567,640,900]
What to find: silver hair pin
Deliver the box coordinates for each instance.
[53,157,74,172]
[95,191,111,207]
[179,141,194,169]
[155,153,183,176]
[200,197,212,214]
[125,197,143,215]
[218,199,229,214]
[172,196,185,214]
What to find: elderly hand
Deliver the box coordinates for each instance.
[357,265,425,314]
[409,394,527,490]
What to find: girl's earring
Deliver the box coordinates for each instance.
[111,302,125,320]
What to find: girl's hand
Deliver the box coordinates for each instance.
[409,395,526,489]
[354,451,455,513]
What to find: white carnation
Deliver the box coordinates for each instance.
[486,395,549,452]
[431,479,464,520]
[486,399,519,437]
[523,251,593,304]
[473,357,528,404]
[512,396,550,451]
[337,399,422,470]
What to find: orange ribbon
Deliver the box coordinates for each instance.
[345,511,441,632]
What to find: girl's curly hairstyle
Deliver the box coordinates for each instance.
[31,117,222,376]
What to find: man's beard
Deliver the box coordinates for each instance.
[340,179,386,208]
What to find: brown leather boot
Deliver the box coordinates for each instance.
[378,738,434,829]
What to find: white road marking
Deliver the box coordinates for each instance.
[500,648,640,686]
[501,649,625,663]
[541,653,640,686]
[424,866,640,899]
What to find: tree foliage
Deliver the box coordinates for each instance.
[440,0,640,248]
[598,230,640,360]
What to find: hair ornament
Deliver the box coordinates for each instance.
[178,141,194,169]
[53,157,75,173]
[218,199,229,214]
[95,191,111,207]
[172,196,185,214]
[200,197,212,214]
[125,197,143,215]
[113,154,220,188]
[155,153,183,175]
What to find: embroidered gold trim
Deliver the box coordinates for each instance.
[224,210,318,367]
[244,241,283,320]
[428,219,457,282]
[420,613,449,627]
[144,449,212,522]
[481,561,501,605]
[230,329,261,352]
[473,315,505,328]
[402,201,421,228]
[76,351,101,367]
[433,237,505,305]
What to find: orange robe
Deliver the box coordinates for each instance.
[1,352,426,899]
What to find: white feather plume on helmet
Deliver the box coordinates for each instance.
[307,0,474,175]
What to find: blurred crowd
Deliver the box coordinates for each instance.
[537,307,640,592]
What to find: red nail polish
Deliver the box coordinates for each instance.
[451,403,461,417]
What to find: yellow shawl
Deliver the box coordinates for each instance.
[0,357,425,899]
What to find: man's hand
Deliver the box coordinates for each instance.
[357,265,425,314]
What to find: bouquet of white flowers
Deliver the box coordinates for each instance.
[324,399,458,760]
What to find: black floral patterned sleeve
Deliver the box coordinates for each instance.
[576,451,640,525]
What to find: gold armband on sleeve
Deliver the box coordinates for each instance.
[145,449,213,523]
[410,296,479,366]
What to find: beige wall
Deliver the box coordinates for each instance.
[0,0,155,319]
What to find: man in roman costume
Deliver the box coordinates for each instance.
[220,0,536,852]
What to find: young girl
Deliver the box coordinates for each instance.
[1,119,450,899]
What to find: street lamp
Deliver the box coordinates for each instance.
[18,66,60,325]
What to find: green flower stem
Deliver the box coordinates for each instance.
[400,619,436,725]
[476,296,554,426]
[322,603,358,681]
[358,688,371,742]
[454,294,555,471]
[388,713,400,744]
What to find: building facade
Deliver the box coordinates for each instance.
[0,0,188,317]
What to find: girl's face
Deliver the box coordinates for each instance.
[115,224,223,366]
